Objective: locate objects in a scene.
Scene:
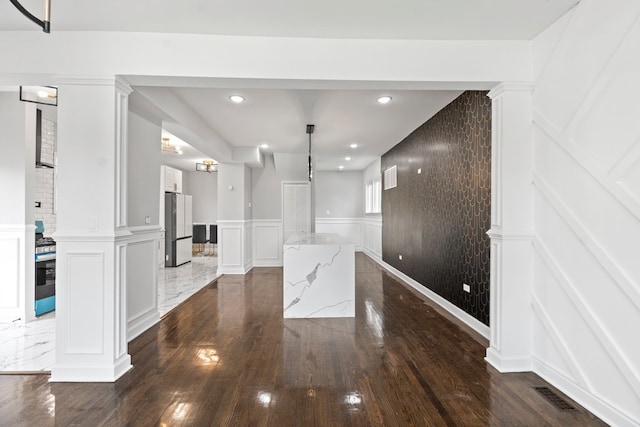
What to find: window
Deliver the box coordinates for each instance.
[365,176,382,214]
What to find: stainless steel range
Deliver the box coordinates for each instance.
[35,235,56,316]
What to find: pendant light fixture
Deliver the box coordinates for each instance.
[307,124,315,182]
[196,160,218,173]
[10,0,51,33]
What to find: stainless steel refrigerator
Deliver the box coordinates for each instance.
[165,193,193,267]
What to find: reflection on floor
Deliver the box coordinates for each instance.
[0,256,218,373]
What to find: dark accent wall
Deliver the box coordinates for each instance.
[381,91,491,325]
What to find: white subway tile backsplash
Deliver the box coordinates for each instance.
[35,118,57,236]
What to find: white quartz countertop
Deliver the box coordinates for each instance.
[284,233,353,245]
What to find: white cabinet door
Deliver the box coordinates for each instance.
[163,166,174,192]
[176,237,192,265]
[163,166,183,193]
[176,194,185,239]
[183,195,192,237]
[175,169,183,194]
[282,182,310,242]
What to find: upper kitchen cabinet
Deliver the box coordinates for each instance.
[163,165,183,193]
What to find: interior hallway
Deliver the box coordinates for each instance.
[0,254,604,426]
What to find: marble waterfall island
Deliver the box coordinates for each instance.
[283,233,355,318]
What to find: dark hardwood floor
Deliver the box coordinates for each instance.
[0,253,606,426]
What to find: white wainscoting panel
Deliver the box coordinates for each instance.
[531,1,640,424]
[126,226,161,341]
[66,252,105,354]
[0,236,20,313]
[315,218,362,251]
[0,225,34,323]
[218,220,251,274]
[253,220,283,267]
[362,217,382,261]
[244,221,253,272]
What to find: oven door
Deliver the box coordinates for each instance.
[35,256,56,315]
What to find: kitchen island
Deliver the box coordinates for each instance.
[283,233,355,318]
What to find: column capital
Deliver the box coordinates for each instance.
[488,82,535,99]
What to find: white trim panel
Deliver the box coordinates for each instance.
[252,220,283,267]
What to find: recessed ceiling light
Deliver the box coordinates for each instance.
[229,95,244,103]
[338,165,344,170]
[350,143,358,149]
[345,156,351,161]
[177,149,183,155]
[377,96,392,104]
[260,143,269,149]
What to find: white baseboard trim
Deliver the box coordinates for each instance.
[362,247,382,264]
[253,260,282,267]
[485,347,532,372]
[532,357,639,427]
[217,265,252,275]
[366,254,490,340]
[127,309,161,342]
[50,355,132,383]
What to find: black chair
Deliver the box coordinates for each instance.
[209,224,218,244]
[208,224,218,256]
[192,224,208,254]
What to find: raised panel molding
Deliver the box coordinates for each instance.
[315,218,363,251]
[217,220,251,275]
[252,218,378,268]
[66,252,105,354]
[0,225,35,322]
[531,294,590,389]
[534,110,640,221]
[244,222,253,272]
[253,220,282,267]
[126,233,160,342]
[0,237,20,311]
[533,172,640,312]
[362,217,382,261]
[533,236,640,401]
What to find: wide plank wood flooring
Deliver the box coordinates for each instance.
[0,253,606,426]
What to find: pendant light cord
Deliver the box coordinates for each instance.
[10,0,51,33]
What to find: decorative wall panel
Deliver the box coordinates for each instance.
[381,91,491,325]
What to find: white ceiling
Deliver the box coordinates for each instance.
[2,0,579,172]
[169,88,463,171]
[0,0,578,40]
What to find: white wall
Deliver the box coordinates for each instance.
[128,112,161,227]
[217,163,252,274]
[244,164,252,221]
[252,154,307,219]
[218,163,247,220]
[362,158,382,259]
[531,1,640,425]
[314,170,364,249]
[126,111,162,339]
[0,91,36,322]
[315,171,364,218]
[187,170,217,224]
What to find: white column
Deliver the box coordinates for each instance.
[0,91,36,323]
[217,163,252,274]
[485,83,535,372]
[51,78,132,382]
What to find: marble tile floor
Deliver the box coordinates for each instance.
[0,255,218,373]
